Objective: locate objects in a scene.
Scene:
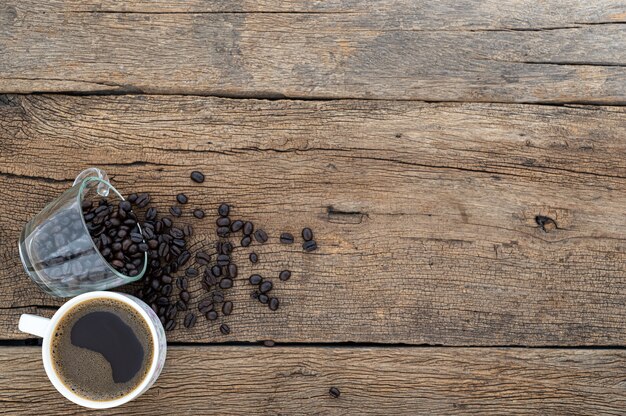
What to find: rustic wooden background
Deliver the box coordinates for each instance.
[1,1,625,414]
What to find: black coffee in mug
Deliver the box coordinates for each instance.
[50,298,154,401]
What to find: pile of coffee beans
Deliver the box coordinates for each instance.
[81,170,319,335]
[82,197,147,277]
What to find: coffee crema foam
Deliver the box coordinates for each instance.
[50,298,154,402]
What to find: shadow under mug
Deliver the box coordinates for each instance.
[18,291,167,409]
[18,168,147,298]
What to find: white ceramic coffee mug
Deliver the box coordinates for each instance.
[18,291,167,409]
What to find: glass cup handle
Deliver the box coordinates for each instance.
[18,314,51,338]
[73,167,110,197]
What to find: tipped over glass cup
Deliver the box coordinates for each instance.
[18,168,147,297]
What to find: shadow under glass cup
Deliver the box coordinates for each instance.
[18,169,147,297]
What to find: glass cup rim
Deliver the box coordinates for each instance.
[77,177,148,282]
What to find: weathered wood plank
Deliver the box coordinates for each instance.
[1,346,625,415]
[1,1,625,102]
[1,95,626,345]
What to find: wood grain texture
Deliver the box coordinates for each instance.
[1,0,625,102]
[1,94,626,345]
[1,346,625,415]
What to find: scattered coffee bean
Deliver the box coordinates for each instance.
[280,233,294,244]
[165,320,176,331]
[198,299,213,314]
[162,217,173,228]
[196,251,211,265]
[228,264,238,278]
[176,277,188,290]
[217,254,230,266]
[260,281,273,293]
[263,340,275,347]
[279,270,291,281]
[219,278,233,289]
[127,193,138,203]
[193,209,205,219]
[269,297,279,311]
[212,291,224,303]
[240,236,251,247]
[222,301,233,316]
[130,232,143,242]
[169,206,182,217]
[184,313,196,328]
[243,221,254,235]
[218,203,230,217]
[185,267,198,277]
[302,227,313,241]
[206,310,218,321]
[211,265,222,277]
[183,224,193,237]
[180,290,190,303]
[216,217,230,227]
[230,220,244,232]
[258,294,269,304]
[249,274,262,285]
[221,242,233,255]
[217,226,230,237]
[190,171,205,183]
[220,323,230,335]
[176,193,188,204]
[254,229,268,244]
[249,252,258,263]
[329,387,340,398]
[303,240,318,252]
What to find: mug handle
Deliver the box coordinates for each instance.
[19,314,51,338]
[73,167,110,197]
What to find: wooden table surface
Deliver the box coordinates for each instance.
[1,1,626,414]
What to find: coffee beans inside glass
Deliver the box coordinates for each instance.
[18,168,148,297]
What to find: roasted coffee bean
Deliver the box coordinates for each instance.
[196,251,211,265]
[184,313,197,328]
[279,270,291,281]
[155,220,164,233]
[161,274,173,284]
[176,300,188,311]
[198,299,213,314]
[180,290,190,303]
[170,244,182,257]
[303,240,318,252]
[169,206,182,217]
[165,320,176,331]
[219,278,233,289]
[157,296,170,306]
[217,254,230,266]
[178,250,191,266]
[217,226,230,237]
[201,281,210,292]
[280,233,294,244]
[130,232,143,243]
[161,284,173,296]
[302,227,313,241]
[249,274,262,285]
[190,171,205,183]
[176,277,188,290]
[240,236,251,247]
[230,220,244,232]
[211,265,222,277]
[219,323,230,335]
[138,243,149,252]
[193,209,205,219]
[222,301,233,316]
[206,310,218,321]
[221,242,233,255]
[172,238,186,248]
[329,387,340,398]
[162,217,173,228]
[136,193,150,208]
[158,242,169,257]
[185,267,198,277]
[216,217,230,227]
[170,227,184,239]
[146,207,157,221]
[183,224,193,237]
[228,264,238,278]
[254,229,268,243]
[269,297,279,311]
[159,315,166,325]
[218,203,230,217]
[111,259,124,268]
[243,221,254,235]
[119,200,132,212]
[127,193,138,204]
[258,294,269,304]
[260,281,273,293]
[263,340,275,347]
[117,229,128,239]
[151,278,161,290]
[212,291,225,303]
[249,252,258,263]
[176,193,188,204]
[166,305,177,320]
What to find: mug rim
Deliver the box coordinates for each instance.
[42,291,162,409]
